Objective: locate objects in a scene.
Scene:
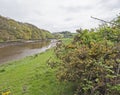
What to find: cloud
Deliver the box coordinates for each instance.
[0,0,119,32]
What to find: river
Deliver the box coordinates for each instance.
[0,40,56,64]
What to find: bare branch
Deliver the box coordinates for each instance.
[91,16,118,26]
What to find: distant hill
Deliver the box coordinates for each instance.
[0,15,53,42]
[53,31,75,39]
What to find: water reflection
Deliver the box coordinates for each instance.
[0,40,52,64]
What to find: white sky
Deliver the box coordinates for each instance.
[0,0,120,32]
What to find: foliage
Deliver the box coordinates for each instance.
[50,15,120,95]
[0,15,53,42]
[53,31,74,39]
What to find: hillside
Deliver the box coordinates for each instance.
[53,31,75,39]
[0,15,53,42]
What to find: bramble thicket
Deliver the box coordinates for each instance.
[48,15,120,95]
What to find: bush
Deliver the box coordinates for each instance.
[49,15,120,95]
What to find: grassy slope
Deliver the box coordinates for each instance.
[0,39,74,95]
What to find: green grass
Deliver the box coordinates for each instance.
[0,47,74,95]
[60,38,73,45]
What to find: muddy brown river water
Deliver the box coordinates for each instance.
[0,40,56,64]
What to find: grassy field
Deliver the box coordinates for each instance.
[0,38,74,95]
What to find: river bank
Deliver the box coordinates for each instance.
[0,48,73,95]
[0,38,73,95]
[0,39,56,48]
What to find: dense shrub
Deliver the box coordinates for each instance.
[49,15,120,95]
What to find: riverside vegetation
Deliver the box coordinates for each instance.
[0,46,74,95]
[0,14,120,95]
[0,38,74,95]
[0,15,53,42]
[48,15,120,95]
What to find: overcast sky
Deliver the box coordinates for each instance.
[0,0,120,32]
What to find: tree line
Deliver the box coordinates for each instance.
[0,15,53,42]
